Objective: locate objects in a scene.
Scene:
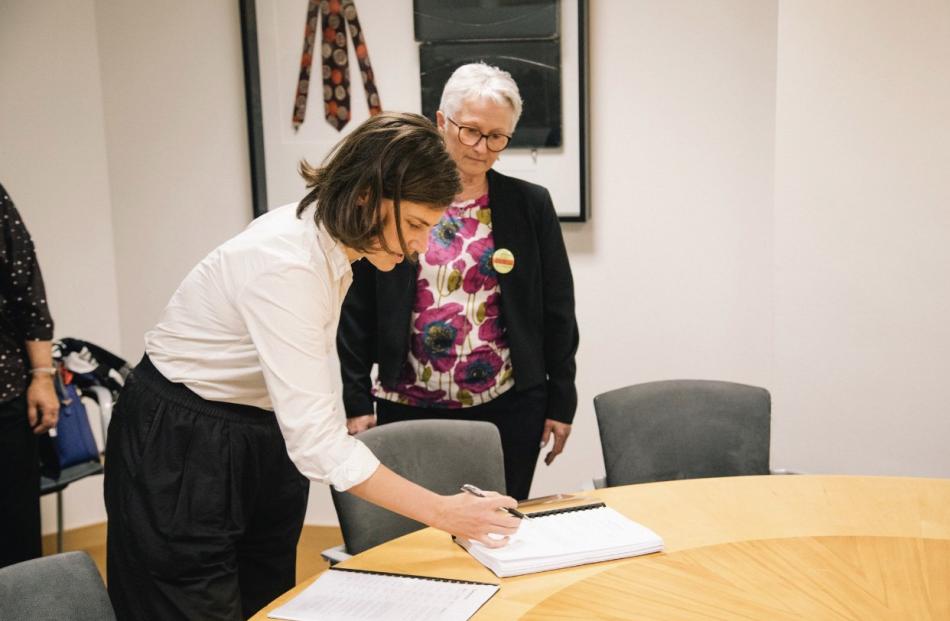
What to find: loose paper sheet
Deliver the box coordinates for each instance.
[268,569,498,621]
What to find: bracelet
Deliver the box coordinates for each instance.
[30,367,57,376]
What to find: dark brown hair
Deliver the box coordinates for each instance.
[297,112,461,256]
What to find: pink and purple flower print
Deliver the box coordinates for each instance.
[374,193,513,408]
[463,237,498,293]
[413,278,435,312]
[453,345,504,393]
[478,293,506,344]
[411,303,472,372]
[396,384,448,403]
[424,210,478,266]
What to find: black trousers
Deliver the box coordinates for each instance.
[104,356,309,620]
[0,394,42,568]
[376,385,547,500]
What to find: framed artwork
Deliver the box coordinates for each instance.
[413,0,559,41]
[240,0,588,221]
[420,39,562,149]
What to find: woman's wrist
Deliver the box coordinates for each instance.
[29,367,56,382]
[425,493,451,531]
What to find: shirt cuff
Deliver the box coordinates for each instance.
[23,324,54,341]
[326,439,381,492]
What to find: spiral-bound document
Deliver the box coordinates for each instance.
[457,503,664,577]
[267,567,498,621]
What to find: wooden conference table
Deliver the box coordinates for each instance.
[252,475,950,619]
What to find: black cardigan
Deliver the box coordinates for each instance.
[337,169,579,423]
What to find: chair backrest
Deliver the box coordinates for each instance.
[594,380,771,487]
[331,419,506,555]
[0,551,115,621]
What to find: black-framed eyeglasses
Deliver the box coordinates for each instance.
[447,117,512,152]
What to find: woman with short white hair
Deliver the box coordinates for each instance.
[339,63,579,500]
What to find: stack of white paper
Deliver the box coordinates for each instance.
[457,504,664,577]
[268,568,498,621]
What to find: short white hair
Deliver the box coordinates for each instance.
[438,63,523,131]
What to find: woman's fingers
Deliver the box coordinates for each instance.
[438,491,524,545]
[482,500,521,539]
[486,519,520,535]
[486,527,519,538]
[345,414,376,435]
[485,492,519,510]
[477,534,511,548]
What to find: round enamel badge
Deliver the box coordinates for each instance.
[491,248,515,274]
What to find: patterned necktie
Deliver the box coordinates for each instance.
[293,0,382,131]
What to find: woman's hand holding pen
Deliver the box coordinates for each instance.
[433,490,522,548]
[348,466,521,549]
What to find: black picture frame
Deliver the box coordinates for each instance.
[239,0,589,222]
[239,0,268,219]
[567,0,589,223]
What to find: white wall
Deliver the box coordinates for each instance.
[772,0,950,476]
[0,1,121,356]
[535,0,780,495]
[2,0,948,534]
[94,0,254,362]
[0,0,121,533]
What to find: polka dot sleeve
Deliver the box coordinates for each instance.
[0,183,54,342]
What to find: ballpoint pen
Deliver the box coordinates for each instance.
[460,483,530,520]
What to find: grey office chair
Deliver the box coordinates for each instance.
[0,551,115,621]
[593,380,771,487]
[325,419,506,562]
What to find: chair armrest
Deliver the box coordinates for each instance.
[81,386,114,445]
[320,544,352,566]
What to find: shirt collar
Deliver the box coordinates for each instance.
[315,221,352,283]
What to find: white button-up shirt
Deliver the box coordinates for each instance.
[145,204,379,491]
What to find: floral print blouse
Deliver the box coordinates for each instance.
[374,193,513,408]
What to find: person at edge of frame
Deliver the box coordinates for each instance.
[0,181,60,569]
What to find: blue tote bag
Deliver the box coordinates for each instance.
[52,377,100,469]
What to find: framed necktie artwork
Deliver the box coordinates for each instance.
[240,0,589,222]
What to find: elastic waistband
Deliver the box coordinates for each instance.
[133,354,276,424]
